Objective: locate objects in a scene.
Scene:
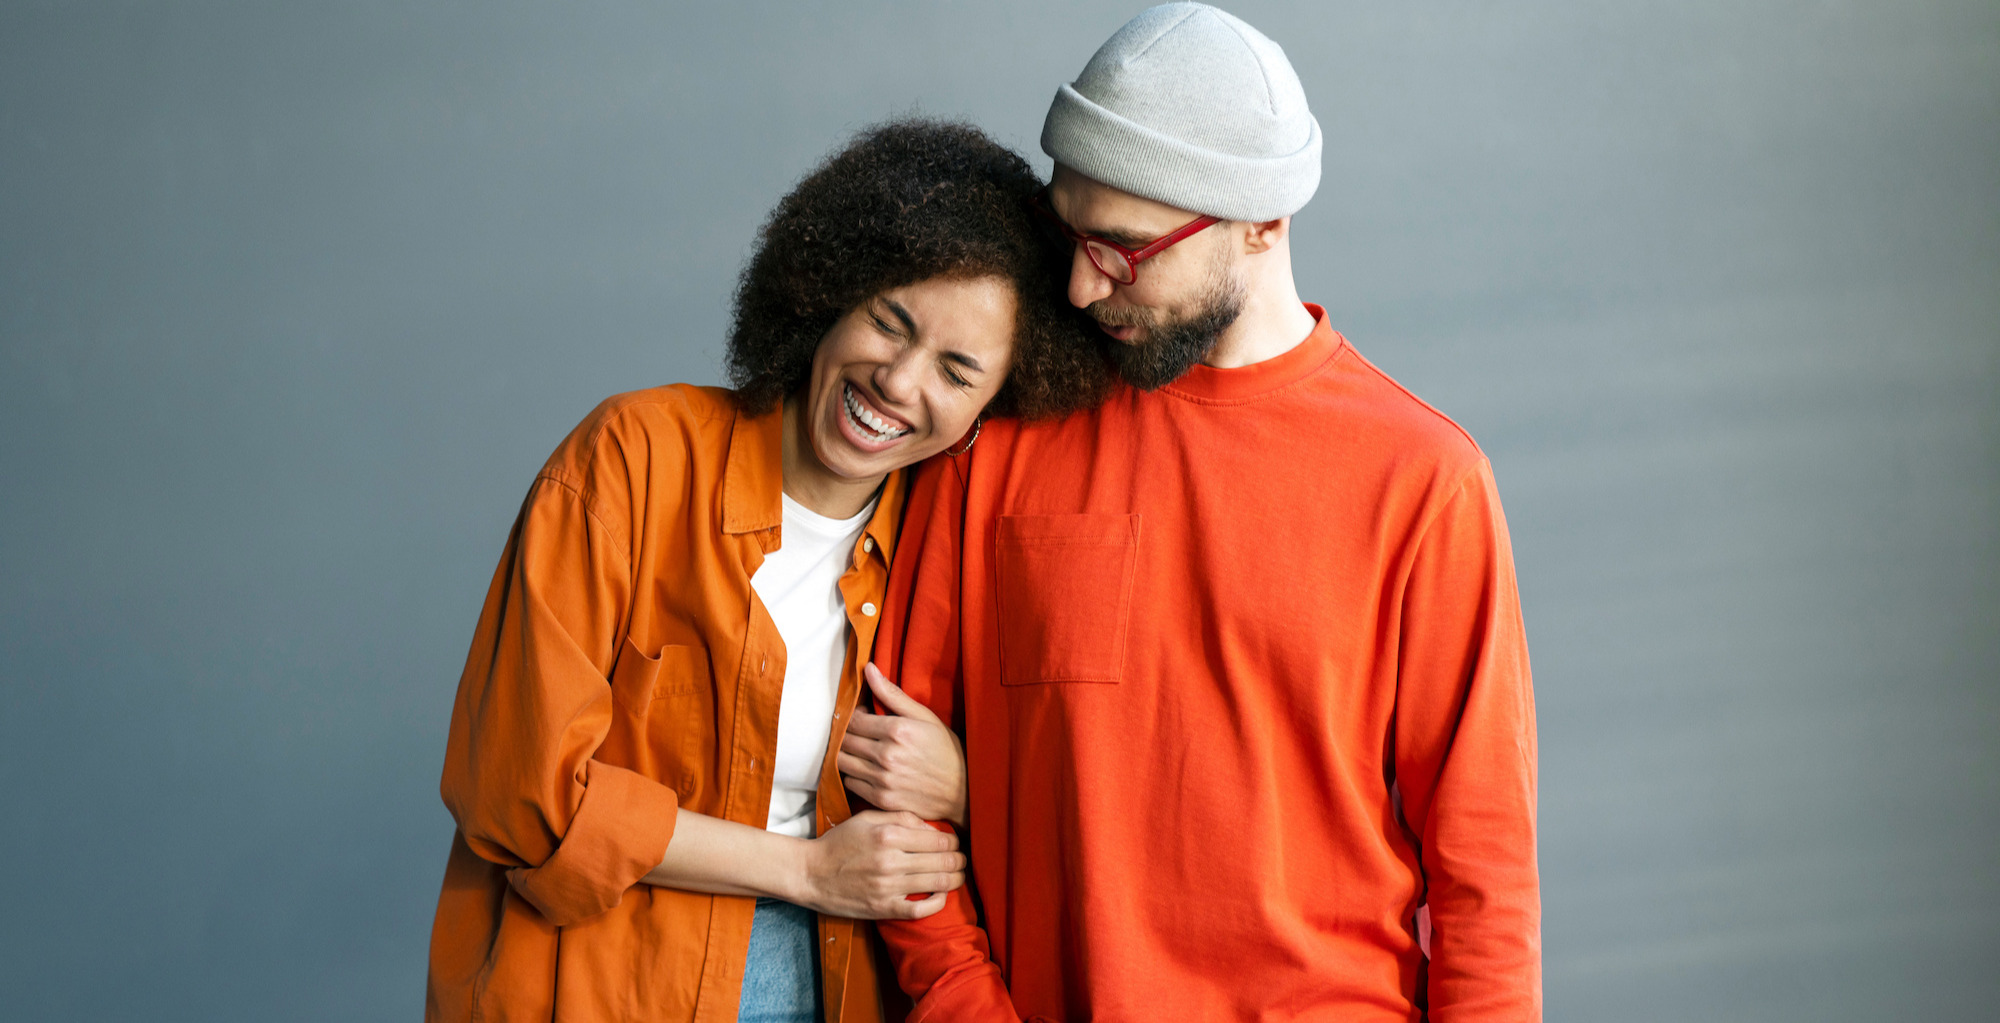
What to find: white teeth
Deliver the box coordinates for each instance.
[843,385,910,443]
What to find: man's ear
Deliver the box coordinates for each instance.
[1242,216,1290,255]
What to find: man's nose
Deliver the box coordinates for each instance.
[1067,245,1114,309]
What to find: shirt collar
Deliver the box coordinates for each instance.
[722,400,784,534]
[860,465,907,563]
[721,397,908,552]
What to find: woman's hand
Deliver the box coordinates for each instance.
[797,810,965,920]
[839,664,969,827]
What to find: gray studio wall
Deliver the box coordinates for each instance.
[2,2,1994,1019]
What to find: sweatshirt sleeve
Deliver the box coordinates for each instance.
[438,465,680,928]
[1392,458,1543,1021]
[872,456,1023,1023]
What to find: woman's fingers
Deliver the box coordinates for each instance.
[864,663,941,724]
[842,707,901,742]
[905,871,965,894]
[837,753,881,789]
[899,891,949,920]
[897,850,966,876]
[884,821,957,854]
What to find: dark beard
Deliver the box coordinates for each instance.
[1096,274,1246,390]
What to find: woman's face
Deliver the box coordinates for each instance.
[802,274,1016,483]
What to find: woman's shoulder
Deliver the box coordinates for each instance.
[539,383,744,493]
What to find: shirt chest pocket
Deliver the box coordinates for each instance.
[609,635,710,702]
[605,635,715,786]
[994,512,1141,685]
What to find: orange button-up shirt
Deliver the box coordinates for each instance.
[426,384,905,1023]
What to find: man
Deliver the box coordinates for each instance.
[864,5,1540,1020]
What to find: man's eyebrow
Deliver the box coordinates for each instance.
[1061,213,1148,247]
[878,296,918,336]
[1085,226,1151,248]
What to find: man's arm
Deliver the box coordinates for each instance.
[869,454,1023,1023]
[1392,459,1542,1021]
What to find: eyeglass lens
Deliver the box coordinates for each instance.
[1084,241,1136,284]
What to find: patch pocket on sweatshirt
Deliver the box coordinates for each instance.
[994,512,1140,685]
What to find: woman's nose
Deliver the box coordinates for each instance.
[874,349,924,403]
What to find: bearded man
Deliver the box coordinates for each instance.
[855,5,1542,1020]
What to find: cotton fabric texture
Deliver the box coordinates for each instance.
[875,308,1542,1021]
[753,493,879,838]
[1041,2,1322,222]
[426,384,903,1023]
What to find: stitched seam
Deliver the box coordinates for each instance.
[1212,12,1279,115]
[1160,335,1348,406]
[1128,5,1203,62]
[532,470,632,571]
[1348,348,1485,453]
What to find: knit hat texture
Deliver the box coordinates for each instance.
[1042,3,1321,222]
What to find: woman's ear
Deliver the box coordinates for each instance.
[942,415,985,457]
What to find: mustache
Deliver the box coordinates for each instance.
[1085,302,1156,329]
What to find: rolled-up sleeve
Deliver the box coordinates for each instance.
[440,468,680,928]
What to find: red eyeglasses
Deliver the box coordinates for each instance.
[1030,189,1220,286]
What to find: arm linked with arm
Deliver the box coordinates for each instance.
[1391,459,1542,1022]
[870,455,1023,1023]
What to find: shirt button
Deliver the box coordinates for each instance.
[861,602,877,617]
[862,536,875,553]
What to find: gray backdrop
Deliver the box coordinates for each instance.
[2,2,1994,1020]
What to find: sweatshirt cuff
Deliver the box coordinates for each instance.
[508,760,678,926]
[911,964,1021,1023]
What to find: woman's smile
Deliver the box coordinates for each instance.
[839,382,913,449]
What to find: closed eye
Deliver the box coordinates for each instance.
[869,312,904,338]
[874,297,917,340]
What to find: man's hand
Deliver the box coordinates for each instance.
[798,810,964,920]
[840,663,969,827]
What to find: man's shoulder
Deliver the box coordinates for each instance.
[1321,340,1486,471]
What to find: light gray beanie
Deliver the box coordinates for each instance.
[1042,3,1321,222]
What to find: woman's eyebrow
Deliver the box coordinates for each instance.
[879,297,918,336]
[882,295,982,373]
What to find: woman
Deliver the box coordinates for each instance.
[425,120,1105,1023]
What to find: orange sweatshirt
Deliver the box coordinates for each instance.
[874,307,1540,1022]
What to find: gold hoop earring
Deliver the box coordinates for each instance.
[943,417,983,457]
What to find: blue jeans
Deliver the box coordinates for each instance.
[738,898,823,1023]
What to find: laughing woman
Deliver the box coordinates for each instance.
[425,121,1105,1023]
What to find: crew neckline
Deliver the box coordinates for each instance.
[1161,303,1344,404]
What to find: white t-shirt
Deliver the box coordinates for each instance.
[749,492,875,838]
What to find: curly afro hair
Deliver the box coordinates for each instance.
[726,118,1110,419]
